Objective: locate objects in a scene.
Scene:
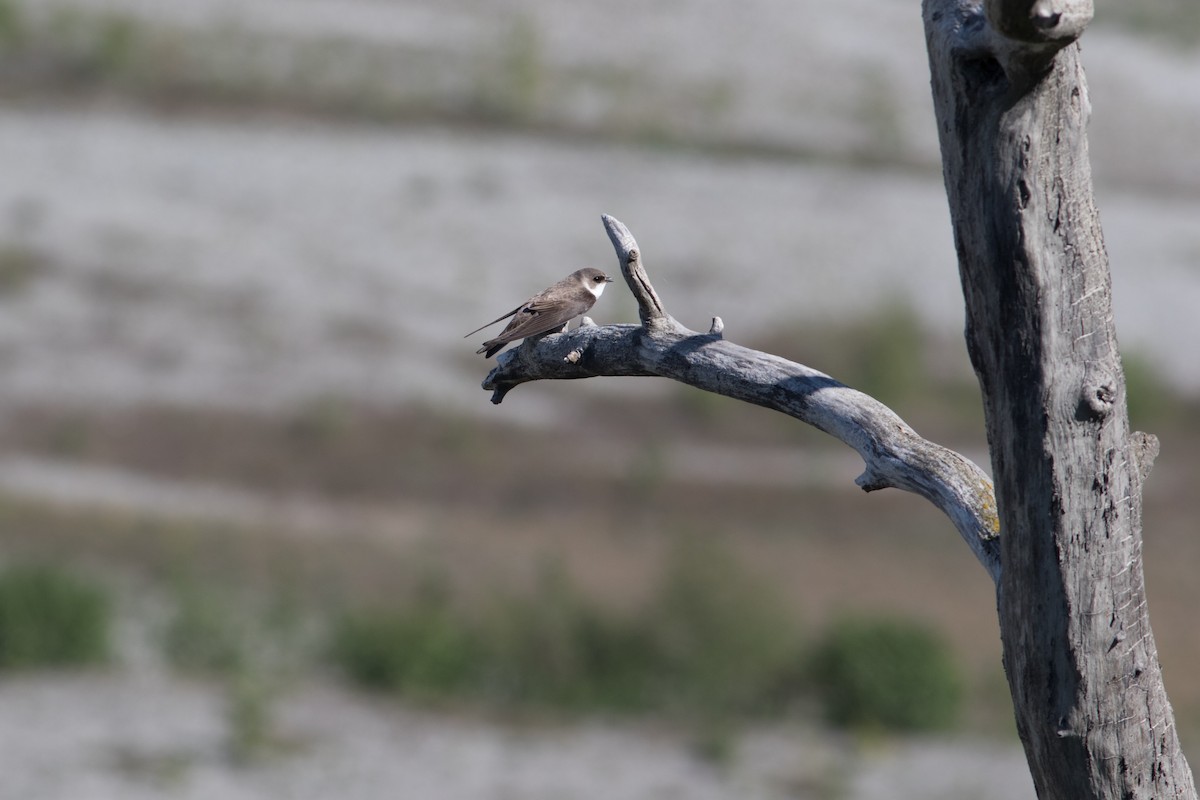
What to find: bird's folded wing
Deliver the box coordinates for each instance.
[523,298,569,313]
[486,299,589,345]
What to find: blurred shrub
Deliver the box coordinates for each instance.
[332,544,807,719]
[808,615,962,732]
[0,0,23,47]
[852,303,925,405]
[285,395,356,446]
[646,538,802,715]
[471,14,545,123]
[1123,350,1179,429]
[0,563,111,669]
[162,579,304,764]
[0,244,46,296]
[225,666,283,765]
[479,565,659,711]
[93,13,139,76]
[162,581,250,674]
[331,601,481,696]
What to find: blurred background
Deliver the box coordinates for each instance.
[0,0,1197,798]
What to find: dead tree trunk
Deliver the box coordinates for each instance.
[924,1,1195,797]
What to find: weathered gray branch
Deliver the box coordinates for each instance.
[484,215,1001,582]
[925,0,1195,797]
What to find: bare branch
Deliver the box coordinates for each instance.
[602,214,670,329]
[482,216,1002,582]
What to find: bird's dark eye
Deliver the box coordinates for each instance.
[594,276,604,282]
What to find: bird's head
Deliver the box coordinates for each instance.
[576,267,613,297]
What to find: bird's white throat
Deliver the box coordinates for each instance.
[585,279,607,299]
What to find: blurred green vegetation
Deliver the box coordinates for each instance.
[471,15,544,123]
[842,303,926,406]
[1123,350,1184,431]
[0,562,111,669]
[0,533,969,735]
[224,665,288,766]
[477,564,660,712]
[0,243,47,296]
[646,538,801,716]
[162,576,308,764]
[330,542,809,719]
[332,595,481,697]
[808,615,963,732]
[162,579,254,674]
[328,541,965,732]
[0,0,23,48]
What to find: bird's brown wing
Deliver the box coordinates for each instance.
[476,296,593,355]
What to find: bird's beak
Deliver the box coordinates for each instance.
[605,276,614,282]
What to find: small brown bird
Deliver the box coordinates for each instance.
[465,268,614,358]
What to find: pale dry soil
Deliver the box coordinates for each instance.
[1,671,1036,800]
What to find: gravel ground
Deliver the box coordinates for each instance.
[0,672,1036,800]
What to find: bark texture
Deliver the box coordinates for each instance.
[924,0,1195,797]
